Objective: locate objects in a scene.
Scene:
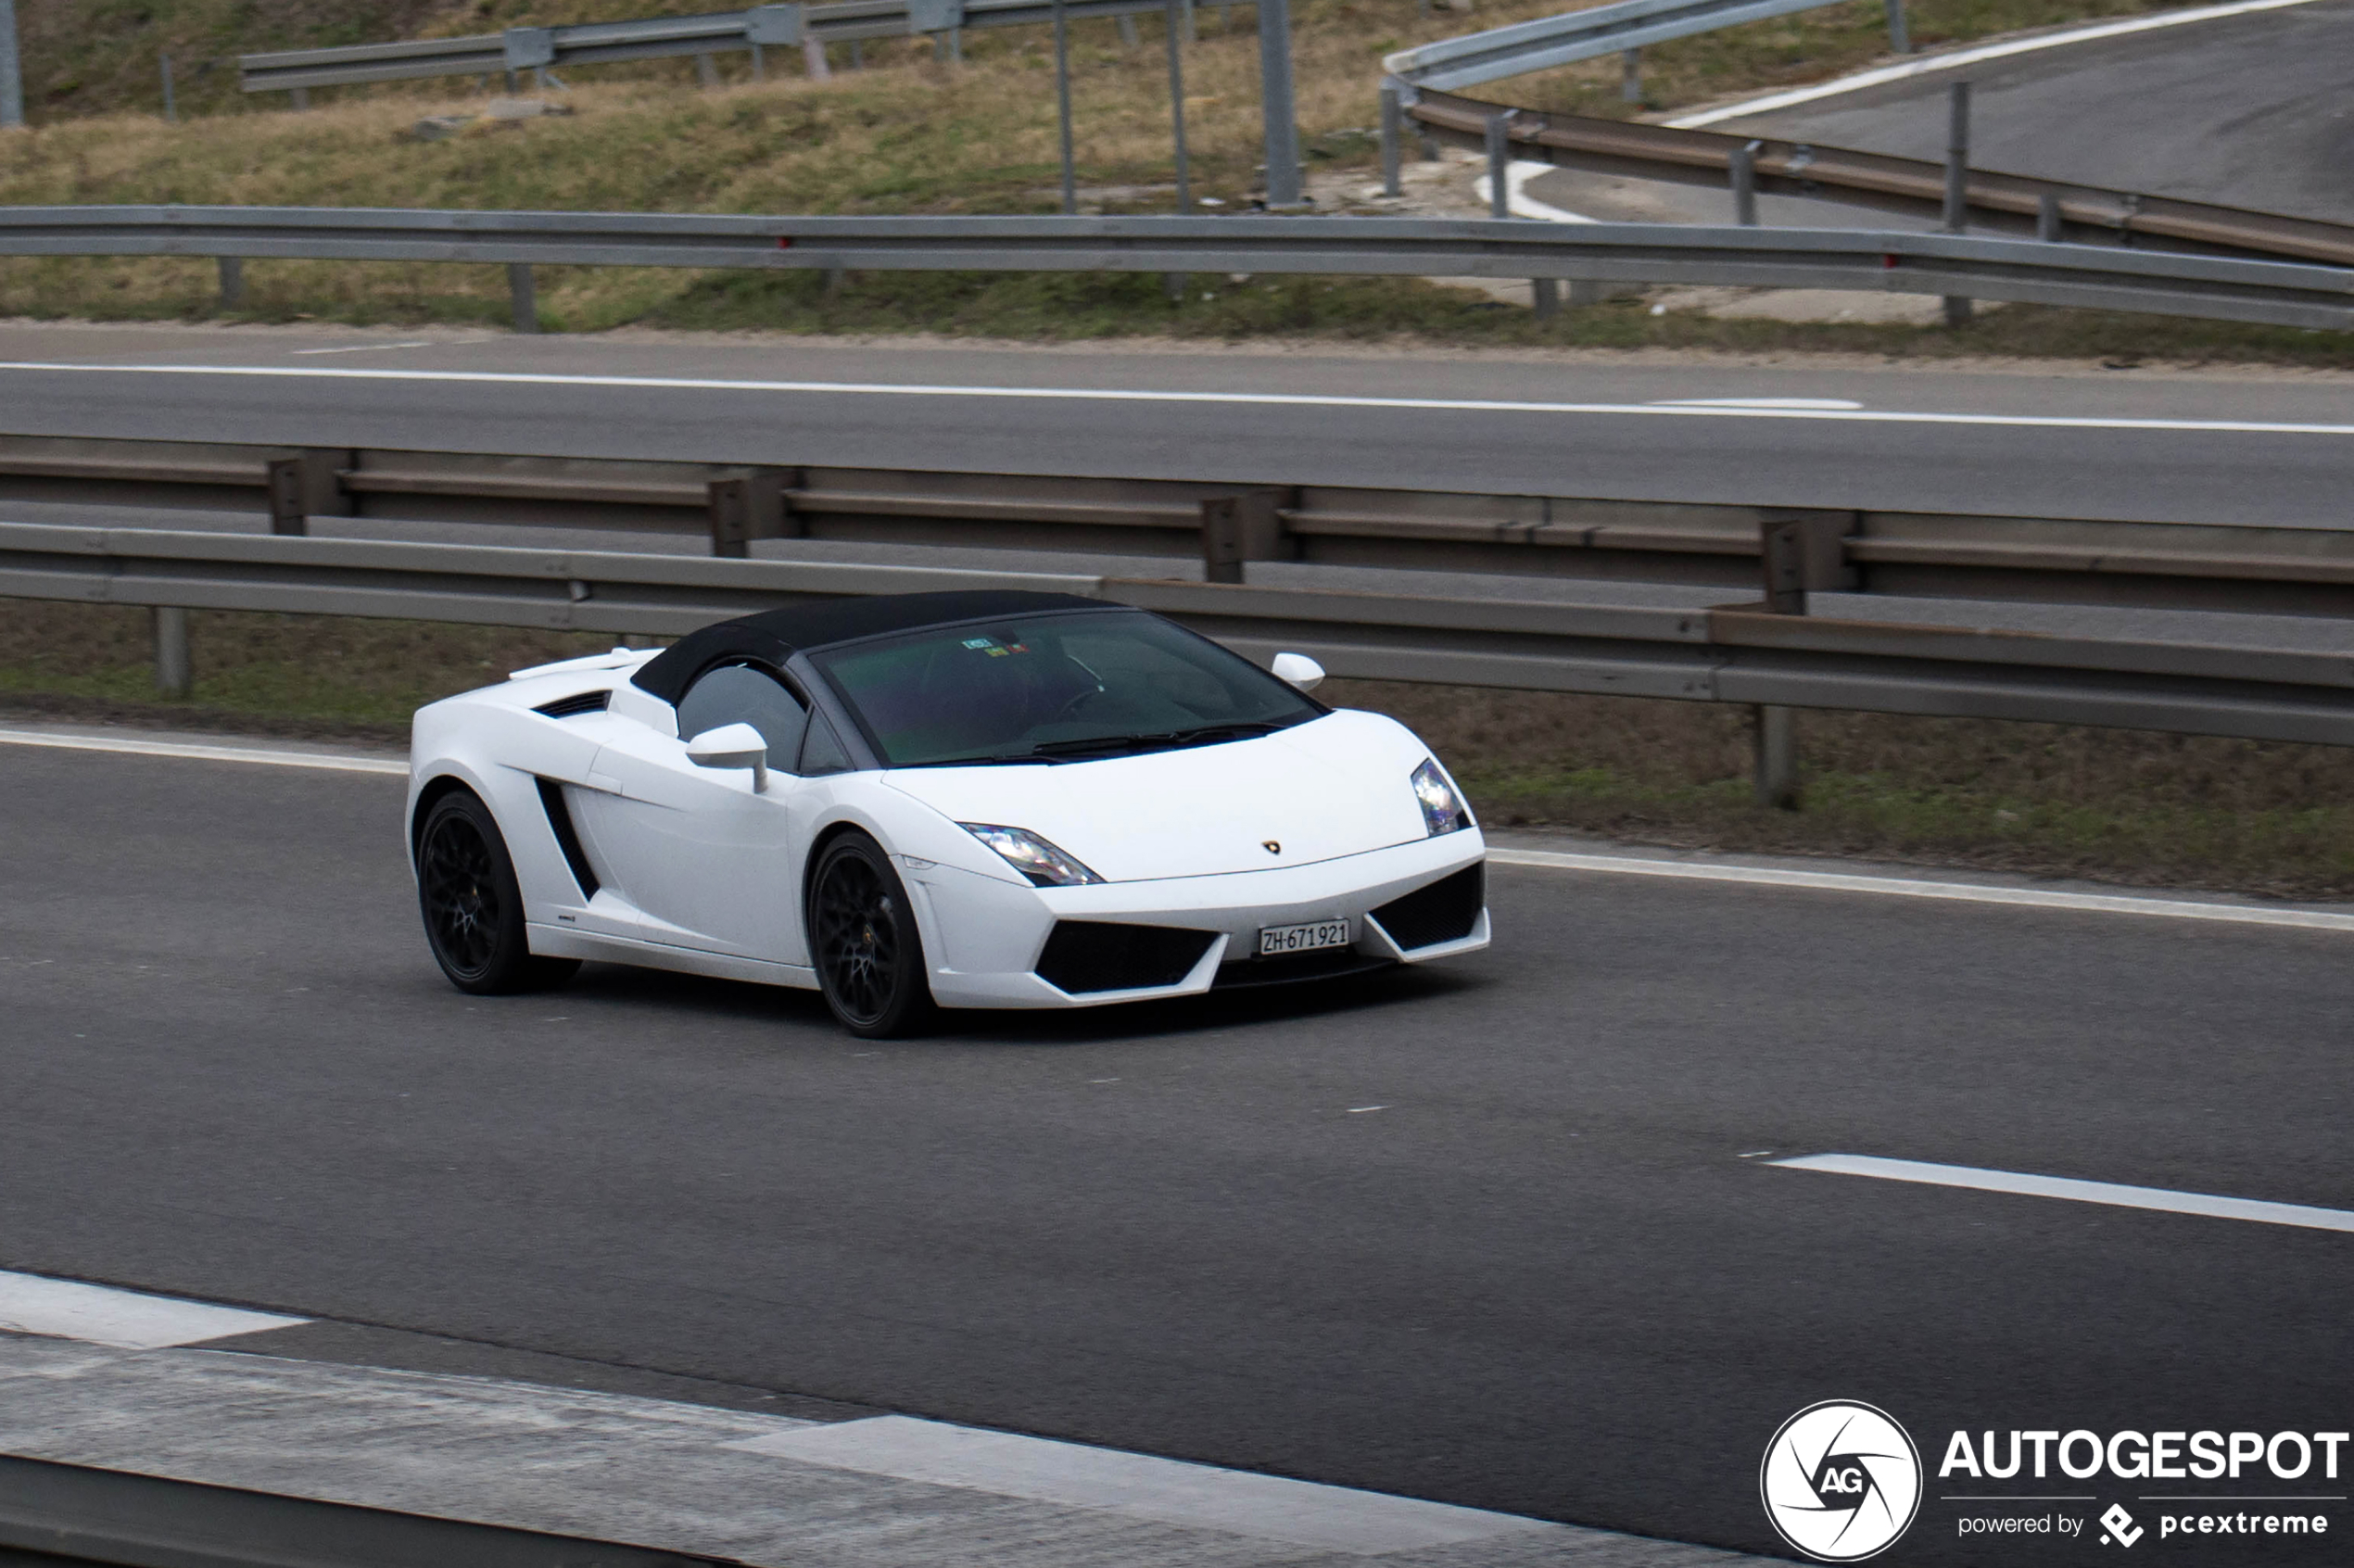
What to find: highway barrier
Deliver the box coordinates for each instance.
[0,209,2348,333]
[9,519,2354,754]
[1391,89,2354,268]
[5,434,2354,615]
[238,0,1249,97]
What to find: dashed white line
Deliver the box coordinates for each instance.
[1665,0,2341,127]
[0,728,407,776]
[0,1269,307,1349]
[289,341,436,356]
[2,361,2351,437]
[14,728,2352,935]
[1772,1154,2354,1234]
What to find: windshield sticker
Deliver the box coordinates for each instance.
[961,636,1030,658]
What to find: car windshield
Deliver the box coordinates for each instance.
[809,609,1324,767]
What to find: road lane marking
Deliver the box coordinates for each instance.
[0,1269,308,1349]
[13,729,2351,933]
[727,1415,1556,1553]
[1773,1154,2354,1234]
[1487,847,2354,933]
[0,728,407,775]
[289,341,435,355]
[1667,0,2340,127]
[5,360,2354,437]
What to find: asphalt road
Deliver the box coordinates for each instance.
[1716,0,2354,222]
[5,742,2347,1564]
[3,325,2353,530]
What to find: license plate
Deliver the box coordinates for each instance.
[1259,918,1350,957]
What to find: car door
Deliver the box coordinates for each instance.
[573,663,826,965]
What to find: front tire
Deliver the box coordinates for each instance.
[417,790,579,995]
[808,831,937,1038]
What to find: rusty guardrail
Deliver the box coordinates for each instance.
[1397,89,2354,268]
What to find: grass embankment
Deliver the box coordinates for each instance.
[0,0,2345,365]
[10,601,2354,900]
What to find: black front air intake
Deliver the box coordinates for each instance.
[1036,922,1218,994]
[1370,863,1484,951]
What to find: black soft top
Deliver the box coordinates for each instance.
[630,590,1112,704]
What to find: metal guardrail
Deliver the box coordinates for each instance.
[239,0,1247,95]
[10,520,2354,750]
[11,434,2354,616]
[1,208,2349,331]
[1381,0,1844,93]
[1402,89,2354,268]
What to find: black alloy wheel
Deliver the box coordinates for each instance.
[809,831,937,1038]
[417,790,579,995]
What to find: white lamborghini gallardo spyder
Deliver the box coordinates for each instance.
[407,591,1487,1036]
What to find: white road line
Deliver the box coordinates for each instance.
[3,360,2353,437]
[0,728,407,775]
[14,730,2351,933]
[1486,847,2354,933]
[0,1269,307,1349]
[1772,1153,2354,1234]
[289,341,435,356]
[728,1416,1555,1553]
[1666,0,2338,127]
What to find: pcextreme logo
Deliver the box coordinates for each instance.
[1761,1400,1925,1562]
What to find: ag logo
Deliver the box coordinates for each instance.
[1760,1400,1923,1562]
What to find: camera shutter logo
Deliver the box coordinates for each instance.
[1760,1400,1923,1562]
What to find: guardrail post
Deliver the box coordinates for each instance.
[708,469,792,557]
[160,53,176,122]
[1533,278,1559,319]
[0,0,21,129]
[804,37,830,80]
[290,86,310,110]
[1882,0,1911,54]
[1166,0,1191,209]
[507,262,539,334]
[696,52,719,87]
[1751,512,1857,808]
[1379,82,1402,198]
[1118,14,1141,47]
[265,457,309,536]
[1484,111,1510,219]
[1620,47,1640,104]
[152,606,192,698]
[2037,191,2063,244]
[1200,491,1288,584]
[1053,0,1076,213]
[217,258,244,310]
[1257,0,1305,207]
[1729,140,1759,226]
[1943,81,1972,327]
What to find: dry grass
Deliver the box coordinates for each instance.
[2,0,2339,367]
[8,599,2354,899]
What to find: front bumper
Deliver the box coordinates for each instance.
[905,829,1488,1009]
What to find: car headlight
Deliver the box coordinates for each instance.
[1411,759,1472,836]
[958,823,1105,887]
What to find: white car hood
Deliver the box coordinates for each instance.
[880,709,1437,882]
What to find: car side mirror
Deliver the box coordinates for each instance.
[1272,652,1324,692]
[686,723,769,792]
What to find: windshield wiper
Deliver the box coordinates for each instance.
[1029,721,1286,759]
